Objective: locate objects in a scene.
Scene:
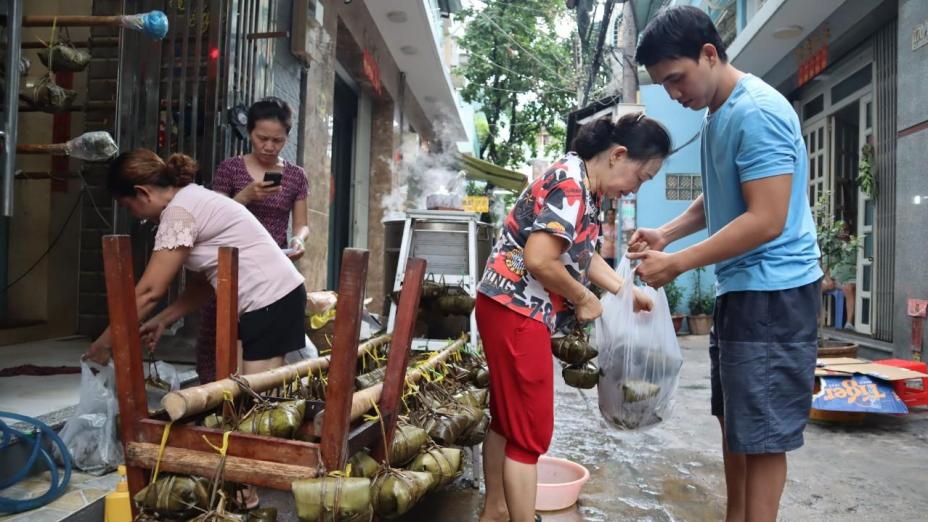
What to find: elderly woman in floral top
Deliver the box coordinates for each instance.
[196,97,310,383]
[475,113,671,522]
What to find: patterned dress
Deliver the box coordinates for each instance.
[477,152,601,333]
[195,156,308,382]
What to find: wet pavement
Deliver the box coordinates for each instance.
[264,334,928,521]
[402,334,928,522]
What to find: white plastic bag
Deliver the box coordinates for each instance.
[65,131,118,161]
[592,258,683,430]
[285,335,320,364]
[58,361,122,475]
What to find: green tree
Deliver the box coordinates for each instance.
[456,0,578,168]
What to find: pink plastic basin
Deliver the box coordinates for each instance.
[534,456,590,512]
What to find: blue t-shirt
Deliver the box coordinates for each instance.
[701,74,822,295]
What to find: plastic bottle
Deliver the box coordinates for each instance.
[104,465,132,522]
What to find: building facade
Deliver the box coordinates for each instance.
[679,0,925,356]
[0,0,472,346]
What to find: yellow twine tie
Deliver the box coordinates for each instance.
[151,421,174,484]
[202,430,232,457]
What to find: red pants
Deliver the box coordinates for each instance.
[475,294,554,464]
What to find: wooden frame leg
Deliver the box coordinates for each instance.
[215,247,239,381]
[101,235,150,514]
[320,249,369,472]
[372,258,427,462]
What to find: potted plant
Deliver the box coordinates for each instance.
[814,192,860,358]
[664,280,685,335]
[687,267,714,335]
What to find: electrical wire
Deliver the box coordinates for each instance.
[77,170,114,230]
[473,11,570,82]
[0,189,84,296]
[469,54,578,94]
[0,169,114,296]
[469,0,578,72]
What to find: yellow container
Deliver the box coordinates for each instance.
[104,465,132,522]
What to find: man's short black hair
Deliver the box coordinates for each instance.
[636,5,728,67]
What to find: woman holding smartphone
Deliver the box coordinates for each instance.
[196,97,309,383]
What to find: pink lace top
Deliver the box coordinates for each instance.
[153,185,304,313]
[212,156,308,247]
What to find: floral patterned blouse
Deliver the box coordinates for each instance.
[211,156,308,247]
[478,153,602,333]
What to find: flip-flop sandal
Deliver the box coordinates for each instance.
[535,515,542,522]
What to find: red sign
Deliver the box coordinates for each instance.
[796,24,830,87]
[362,49,383,96]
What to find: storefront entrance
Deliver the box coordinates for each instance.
[327,73,358,289]
[800,56,875,334]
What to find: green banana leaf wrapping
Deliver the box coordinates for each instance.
[347,451,380,479]
[454,388,489,409]
[563,362,600,389]
[389,424,430,466]
[408,447,462,490]
[436,295,476,316]
[551,332,598,364]
[473,368,490,389]
[370,469,434,518]
[291,475,372,522]
[447,364,476,382]
[458,411,490,447]
[421,281,443,300]
[202,413,223,430]
[133,475,210,516]
[355,367,386,390]
[421,404,483,446]
[237,400,306,439]
[21,76,77,113]
[622,380,661,403]
[38,43,91,72]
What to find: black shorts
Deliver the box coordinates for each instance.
[710,280,821,454]
[239,284,306,361]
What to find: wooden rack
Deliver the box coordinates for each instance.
[101,235,426,515]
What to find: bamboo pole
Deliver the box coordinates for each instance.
[161,334,391,421]
[16,143,67,155]
[126,443,316,490]
[313,337,466,433]
[22,15,127,27]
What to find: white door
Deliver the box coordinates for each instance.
[803,119,833,323]
[804,121,830,209]
[855,95,875,334]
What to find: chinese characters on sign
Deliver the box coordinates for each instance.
[795,24,830,87]
[362,49,383,96]
[464,196,490,213]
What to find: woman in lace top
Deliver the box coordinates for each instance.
[195,97,309,382]
[85,149,307,376]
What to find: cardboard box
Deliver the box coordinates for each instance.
[812,375,908,414]
[814,358,928,381]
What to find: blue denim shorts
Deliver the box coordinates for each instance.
[710,280,821,454]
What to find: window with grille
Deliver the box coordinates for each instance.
[666,174,702,200]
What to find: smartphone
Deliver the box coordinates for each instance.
[263,172,283,187]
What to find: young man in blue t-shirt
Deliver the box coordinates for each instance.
[629,6,822,522]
